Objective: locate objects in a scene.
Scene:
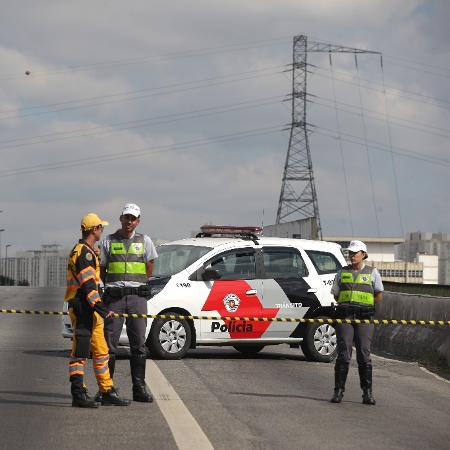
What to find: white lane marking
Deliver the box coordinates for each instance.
[146,360,214,450]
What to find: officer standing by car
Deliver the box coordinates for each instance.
[65,213,130,408]
[330,240,383,405]
[100,203,158,403]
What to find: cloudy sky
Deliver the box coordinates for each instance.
[1,0,449,253]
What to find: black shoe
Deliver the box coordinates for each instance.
[101,387,131,406]
[330,388,344,403]
[94,354,115,403]
[133,384,153,403]
[72,390,100,408]
[359,364,376,405]
[362,389,376,405]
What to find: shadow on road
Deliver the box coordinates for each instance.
[24,349,132,360]
[229,391,361,404]
[0,390,71,407]
[184,348,306,361]
[24,347,308,362]
[24,349,70,358]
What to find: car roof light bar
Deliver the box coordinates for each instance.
[196,225,262,240]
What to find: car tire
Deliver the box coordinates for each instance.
[233,344,265,355]
[301,316,337,363]
[147,314,192,360]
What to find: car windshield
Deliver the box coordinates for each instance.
[152,245,212,277]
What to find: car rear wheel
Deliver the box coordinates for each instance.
[147,314,192,360]
[233,344,265,355]
[301,316,337,363]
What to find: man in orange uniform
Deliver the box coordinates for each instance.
[65,213,130,408]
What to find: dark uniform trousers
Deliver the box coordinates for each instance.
[336,323,374,365]
[104,294,147,356]
[333,305,375,394]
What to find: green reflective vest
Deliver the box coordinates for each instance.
[106,232,147,283]
[337,265,374,306]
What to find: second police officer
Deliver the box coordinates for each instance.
[330,240,383,405]
[99,203,158,403]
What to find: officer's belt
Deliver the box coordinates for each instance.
[335,303,375,319]
[105,286,148,298]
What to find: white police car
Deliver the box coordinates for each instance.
[63,225,346,362]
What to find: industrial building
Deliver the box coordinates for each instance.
[397,232,450,285]
[264,219,439,284]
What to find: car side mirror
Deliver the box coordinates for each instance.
[201,268,221,281]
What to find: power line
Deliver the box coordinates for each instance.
[310,94,450,139]
[314,126,450,168]
[381,62,404,236]
[355,58,381,236]
[0,36,291,81]
[0,64,285,116]
[311,65,450,112]
[3,87,449,153]
[329,57,354,236]
[0,95,283,151]
[0,65,285,120]
[383,55,450,80]
[0,125,284,178]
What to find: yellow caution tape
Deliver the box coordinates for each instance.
[0,309,448,326]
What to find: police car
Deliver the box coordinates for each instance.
[62,225,346,362]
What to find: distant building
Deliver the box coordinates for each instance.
[264,218,319,240]
[321,236,431,283]
[416,254,439,284]
[1,238,168,287]
[397,232,450,285]
[3,244,70,287]
[263,219,440,284]
[323,236,404,263]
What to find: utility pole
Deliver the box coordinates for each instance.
[276,35,380,239]
[5,244,11,283]
[0,229,4,277]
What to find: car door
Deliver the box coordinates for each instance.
[260,246,323,338]
[199,248,277,340]
[304,249,343,305]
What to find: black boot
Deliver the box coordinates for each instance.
[330,362,349,403]
[359,364,376,405]
[94,354,116,403]
[130,354,153,403]
[101,387,131,406]
[71,383,99,408]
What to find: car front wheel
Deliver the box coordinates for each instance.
[301,317,337,363]
[147,314,192,360]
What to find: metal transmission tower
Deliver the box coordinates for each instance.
[276,35,380,239]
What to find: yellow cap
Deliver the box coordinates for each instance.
[81,213,109,231]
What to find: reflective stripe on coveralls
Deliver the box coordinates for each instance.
[69,308,113,393]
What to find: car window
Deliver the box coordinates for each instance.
[262,248,308,279]
[207,250,256,280]
[305,250,342,275]
[153,245,212,277]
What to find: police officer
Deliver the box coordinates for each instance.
[65,213,130,408]
[100,203,158,403]
[330,240,383,405]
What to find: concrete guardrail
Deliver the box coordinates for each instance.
[373,291,450,368]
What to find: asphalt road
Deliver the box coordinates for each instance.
[0,287,449,450]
